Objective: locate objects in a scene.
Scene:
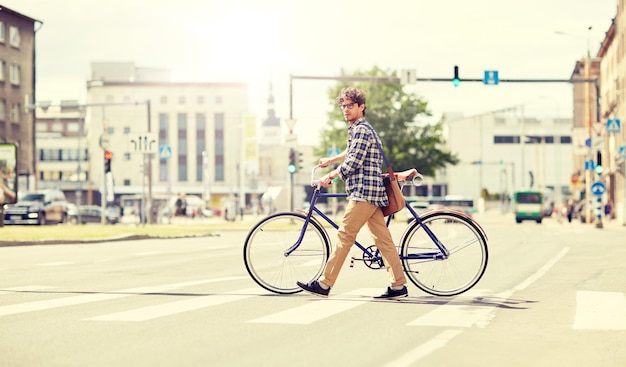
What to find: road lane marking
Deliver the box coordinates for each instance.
[512,247,569,291]
[249,288,379,324]
[383,329,463,367]
[573,291,626,330]
[85,288,263,321]
[406,289,505,328]
[36,262,74,267]
[0,277,245,317]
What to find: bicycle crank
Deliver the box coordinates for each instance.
[350,245,385,269]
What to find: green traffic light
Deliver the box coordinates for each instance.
[595,165,603,175]
[288,164,297,173]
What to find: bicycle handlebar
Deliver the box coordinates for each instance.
[310,166,424,188]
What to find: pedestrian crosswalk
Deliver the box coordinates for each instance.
[1,280,624,330]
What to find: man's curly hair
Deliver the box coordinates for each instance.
[336,87,367,117]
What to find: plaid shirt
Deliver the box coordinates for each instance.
[336,118,388,207]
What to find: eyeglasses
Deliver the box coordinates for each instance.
[339,102,357,110]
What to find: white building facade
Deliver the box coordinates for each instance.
[84,62,255,217]
[444,112,574,209]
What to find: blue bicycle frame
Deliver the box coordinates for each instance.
[283,186,450,261]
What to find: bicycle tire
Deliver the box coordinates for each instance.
[400,211,488,296]
[243,212,330,294]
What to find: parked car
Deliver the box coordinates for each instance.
[68,205,119,224]
[3,189,69,225]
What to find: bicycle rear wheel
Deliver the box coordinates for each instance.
[243,212,330,294]
[400,211,488,296]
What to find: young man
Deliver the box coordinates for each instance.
[296,87,408,299]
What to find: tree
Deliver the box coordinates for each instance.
[316,66,459,177]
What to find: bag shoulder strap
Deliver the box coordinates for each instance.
[360,123,394,176]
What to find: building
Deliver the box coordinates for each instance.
[0,5,41,192]
[35,100,93,204]
[596,2,626,225]
[84,62,253,221]
[444,112,573,212]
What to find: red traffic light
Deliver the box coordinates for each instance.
[104,150,113,160]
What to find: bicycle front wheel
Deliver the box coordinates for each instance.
[243,212,330,294]
[400,211,488,296]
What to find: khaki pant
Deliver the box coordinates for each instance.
[320,200,406,288]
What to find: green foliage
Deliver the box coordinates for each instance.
[316,66,459,177]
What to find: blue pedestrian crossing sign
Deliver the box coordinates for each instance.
[590,181,606,196]
[159,145,172,160]
[327,148,342,157]
[607,119,621,134]
[619,145,626,159]
[483,70,499,85]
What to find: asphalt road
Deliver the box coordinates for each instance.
[0,211,624,367]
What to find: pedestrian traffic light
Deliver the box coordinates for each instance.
[104,150,112,173]
[595,150,603,175]
[297,151,304,171]
[452,65,460,87]
[288,148,297,173]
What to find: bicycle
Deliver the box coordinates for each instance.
[243,167,488,297]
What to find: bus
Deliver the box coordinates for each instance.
[514,190,543,224]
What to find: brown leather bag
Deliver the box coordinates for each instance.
[382,168,405,217]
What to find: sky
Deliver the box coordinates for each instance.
[2,0,619,145]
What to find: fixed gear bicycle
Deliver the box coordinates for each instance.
[243,167,488,297]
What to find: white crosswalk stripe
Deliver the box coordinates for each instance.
[2,281,625,331]
[85,288,263,321]
[250,288,380,325]
[406,289,504,328]
[573,290,626,330]
[0,277,244,317]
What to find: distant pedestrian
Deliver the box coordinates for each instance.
[175,193,187,217]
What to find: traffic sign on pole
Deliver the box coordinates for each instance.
[483,70,499,85]
[590,181,606,196]
[607,118,621,134]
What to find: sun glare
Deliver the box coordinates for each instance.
[172,4,291,85]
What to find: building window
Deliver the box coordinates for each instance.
[177,113,188,181]
[123,126,130,134]
[66,122,79,133]
[560,136,572,144]
[179,96,186,105]
[9,103,19,122]
[0,60,5,81]
[0,21,5,43]
[215,96,223,104]
[107,127,114,134]
[159,113,169,182]
[0,100,5,121]
[214,113,224,181]
[9,64,19,85]
[124,153,131,161]
[9,26,20,48]
[493,135,519,144]
[197,96,205,104]
[196,113,206,182]
[123,179,131,186]
[52,122,63,131]
[160,96,167,104]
